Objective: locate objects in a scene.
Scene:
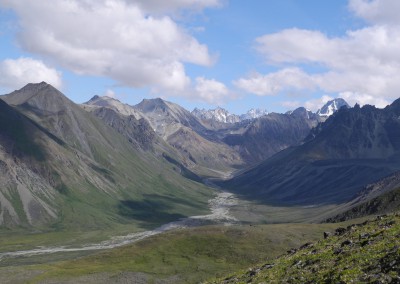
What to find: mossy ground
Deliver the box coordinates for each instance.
[0,222,352,283]
[212,213,400,283]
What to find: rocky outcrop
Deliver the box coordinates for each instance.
[92,107,156,151]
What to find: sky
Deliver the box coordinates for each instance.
[0,0,399,114]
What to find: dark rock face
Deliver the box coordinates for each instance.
[223,110,322,164]
[92,107,156,151]
[305,103,400,159]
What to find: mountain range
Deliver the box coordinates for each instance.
[224,99,400,206]
[192,107,269,123]
[84,95,348,172]
[1,82,399,233]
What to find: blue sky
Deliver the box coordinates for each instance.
[0,0,399,114]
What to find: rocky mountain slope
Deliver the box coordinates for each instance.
[327,186,400,222]
[240,108,269,121]
[84,97,245,177]
[223,107,323,163]
[325,171,400,222]
[225,100,400,205]
[84,95,143,119]
[129,98,245,176]
[0,98,59,227]
[326,169,400,222]
[0,82,214,229]
[90,106,157,151]
[213,213,400,283]
[192,107,241,124]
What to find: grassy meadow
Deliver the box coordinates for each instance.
[0,219,369,283]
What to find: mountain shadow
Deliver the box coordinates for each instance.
[117,194,193,229]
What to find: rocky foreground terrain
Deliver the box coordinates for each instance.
[212,213,400,283]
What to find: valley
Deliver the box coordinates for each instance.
[0,82,399,283]
[3,0,400,282]
[0,217,370,283]
[0,190,238,261]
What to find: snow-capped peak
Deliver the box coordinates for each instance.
[192,107,240,123]
[317,98,350,117]
[192,107,269,123]
[240,108,268,121]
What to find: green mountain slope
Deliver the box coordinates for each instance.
[0,82,214,231]
[213,213,400,283]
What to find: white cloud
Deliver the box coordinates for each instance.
[234,68,315,96]
[255,29,334,66]
[281,100,302,110]
[349,0,400,25]
[0,57,62,90]
[255,26,400,76]
[282,95,333,112]
[283,93,388,112]
[0,0,214,95]
[237,0,400,106]
[303,95,334,112]
[131,0,223,14]
[105,89,116,98]
[194,77,229,104]
[339,92,390,108]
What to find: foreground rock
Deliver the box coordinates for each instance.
[210,213,400,283]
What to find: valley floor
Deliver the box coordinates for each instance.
[0,190,238,261]
[0,221,361,284]
[0,184,373,284]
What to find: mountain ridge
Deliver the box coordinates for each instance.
[0,82,215,229]
[84,95,337,167]
[191,107,269,123]
[224,101,400,206]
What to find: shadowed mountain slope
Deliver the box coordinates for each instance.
[0,98,60,227]
[225,101,400,205]
[325,171,400,222]
[223,108,322,163]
